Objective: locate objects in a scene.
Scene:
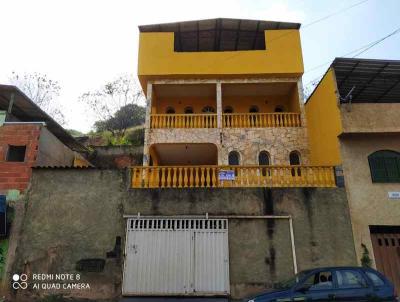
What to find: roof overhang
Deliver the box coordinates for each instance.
[332,58,400,103]
[0,84,87,152]
[139,18,301,52]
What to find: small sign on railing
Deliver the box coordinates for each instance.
[219,170,235,181]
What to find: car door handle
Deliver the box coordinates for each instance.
[328,294,336,300]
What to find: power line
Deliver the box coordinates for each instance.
[304,25,400,88]
[302,0,369,29]
[267,0,370,45]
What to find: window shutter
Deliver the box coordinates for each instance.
[370,157,387,182]
[369,151,400,183]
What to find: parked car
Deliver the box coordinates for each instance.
[246,266,398,302]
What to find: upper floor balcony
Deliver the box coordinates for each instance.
[149,81,303,129]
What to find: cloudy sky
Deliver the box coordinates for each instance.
[1,0,399,132]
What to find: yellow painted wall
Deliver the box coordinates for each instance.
[288,85,301,113]
[154,97,216,114]
[305,69,342,165]
[222,95,298,113]
[138,30,304,90]
[152,95,301,114]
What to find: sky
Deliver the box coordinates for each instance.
[1,0,399,133]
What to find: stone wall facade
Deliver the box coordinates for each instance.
[146,127,310,165]
[143,78,311,167]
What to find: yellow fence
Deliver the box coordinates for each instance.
[150,114,217,128]
[223,113,301,128]
[131,165,336,188]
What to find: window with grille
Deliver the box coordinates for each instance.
[368,150,400,183]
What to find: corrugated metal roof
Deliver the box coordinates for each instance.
[332,58,400,103]
[139,18,300,52]
[0,84,87,152]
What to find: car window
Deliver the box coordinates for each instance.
[336,270,368,289]
[365,271,385,287]
[302,271,334,291]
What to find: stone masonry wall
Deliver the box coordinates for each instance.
[147,127,309,165]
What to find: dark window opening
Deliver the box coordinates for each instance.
[275,106,284,112]
[289,151,301,165]
[368,150,400,183]
[202,106,215,113]
[6,145,26,162]
[290,151,301,176]
[228,151,240,166]
[184,107,194,114]
[166,107,176,114]
[249,105,259,113]
[224,106,233,113]
[259,151,270,177]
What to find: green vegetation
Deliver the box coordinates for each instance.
[360,243,372,267]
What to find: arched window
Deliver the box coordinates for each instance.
[258,151,270,165]
[289,151,301,165]
[289,151,301,177]
[259,151,270,176]
[228,151,240,166]
[249,105,259,113]
[166,107,175,114]
[184,107,194,114]
[224,106,233,113]
[368,150,400,182]
[202,106,215,113]
[275,106,284,112]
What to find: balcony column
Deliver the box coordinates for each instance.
[216,81,222,129]
[143,82,152,166]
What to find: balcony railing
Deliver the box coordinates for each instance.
[149,113,301,128]
[131,165,335,188]
[150,114,217,128]
[223,113,301,128]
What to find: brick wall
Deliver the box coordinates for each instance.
[0,124,41,192]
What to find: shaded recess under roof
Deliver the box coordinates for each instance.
[0,84,87,152]
[333,58,400,103]
[139,18,301,52]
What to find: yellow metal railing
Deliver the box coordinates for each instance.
[131,165,336,188]
[150,114,217,128]
[223,113,301,128]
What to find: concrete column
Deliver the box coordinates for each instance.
[143,82,152,166]
[216,81,222,129]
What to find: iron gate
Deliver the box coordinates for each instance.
[122,218,230,296]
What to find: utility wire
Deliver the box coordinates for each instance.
[302,0,369,29]
[267,0,370,45]
[304,25,400,88]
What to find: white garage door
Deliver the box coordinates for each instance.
[122,218,230,296]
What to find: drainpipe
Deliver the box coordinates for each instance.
[123,213,298,275]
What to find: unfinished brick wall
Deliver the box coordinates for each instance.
[0,124,41,192]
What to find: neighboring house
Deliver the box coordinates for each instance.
[305,57,400,293]
[0,84,89,197]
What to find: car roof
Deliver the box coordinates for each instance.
[300,266,374,273]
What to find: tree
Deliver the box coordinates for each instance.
[79,74,145,138]
[9,72,66,125]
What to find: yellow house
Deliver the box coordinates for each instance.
[305,57,400,292]
[132,18,336,189]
